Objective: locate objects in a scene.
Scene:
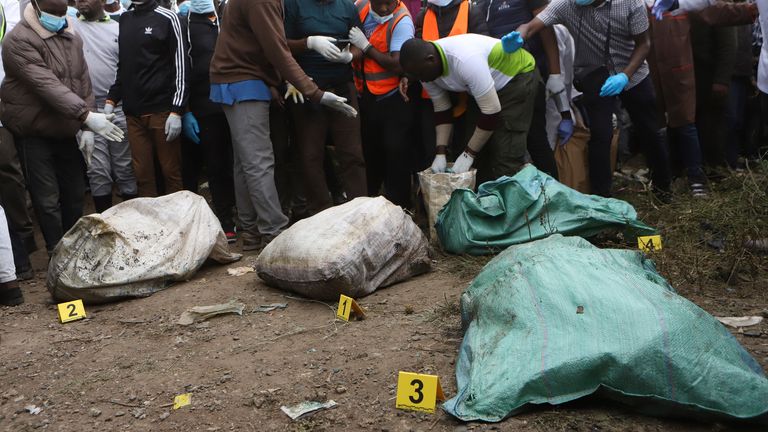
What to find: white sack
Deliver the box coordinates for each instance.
[256,197,431,300]
[47,191,240,304]
[417,167,476,244]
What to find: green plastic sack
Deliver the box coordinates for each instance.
[444,235,768,424]
[435,165,656,255]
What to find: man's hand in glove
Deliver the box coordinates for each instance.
[307,36,342,61]
[78,131,95,167]
[349,27,371,52]
[546,73,566,98]
[651,0,675,20]
[501,31,524,53]
[320,92,358,118]
[182,112,200,144]
[431,154,447,173]
[165,113,182,142]
[599,73,629,97]
[284,82,305,104]
[83,112,124,141]
[451,151,474,173]
[557,118,574,146]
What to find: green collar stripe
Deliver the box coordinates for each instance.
[431,41,450,77]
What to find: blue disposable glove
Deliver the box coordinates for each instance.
[651,0,675,20]
[599,73,629,97]
[501,31,524,54]
[182,112,200,144]
[557,119,574,146]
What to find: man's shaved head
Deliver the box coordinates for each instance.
[400,38,442,82]
[34,0,68,16]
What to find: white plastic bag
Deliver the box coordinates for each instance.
[417,167,476,244]
[47,191,240,303]
[256,197,431,300]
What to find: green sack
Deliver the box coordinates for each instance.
[435,165,656,255]
[444,235,768,424]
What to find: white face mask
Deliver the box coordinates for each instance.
[427,0,452,6]
[370,9,393,24]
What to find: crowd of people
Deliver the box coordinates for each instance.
[0,0,765,306]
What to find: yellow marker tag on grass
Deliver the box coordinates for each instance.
[395,372,446,414]
[336,294,365,321]
[173,393,191,409]
[57,299,86,323]
[638,235,663,252]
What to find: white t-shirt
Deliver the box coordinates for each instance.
[422,34,536,102]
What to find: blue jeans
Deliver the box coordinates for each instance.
[669,123,705,181]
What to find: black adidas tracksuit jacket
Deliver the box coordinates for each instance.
[107,0,190,116]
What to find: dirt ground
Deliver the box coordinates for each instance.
[1,170,767,432]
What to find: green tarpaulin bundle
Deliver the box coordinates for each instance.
[444,235,768,424]
[435,165,656,255]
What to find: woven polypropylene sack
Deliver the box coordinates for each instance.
[444,235,768,424]
[256,197,431,300]
[47,191,241,304]
[417,167,476,244]
[435,165,656,255]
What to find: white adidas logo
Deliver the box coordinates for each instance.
[144,27,152,35]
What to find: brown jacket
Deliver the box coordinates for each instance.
[209,0,322,103]
[0,5,95,138]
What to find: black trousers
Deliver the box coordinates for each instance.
[16,136,85,253]
[360,91,416,209]
[581,76,671,197]
[181,113,236,232]
[527,81,559,180]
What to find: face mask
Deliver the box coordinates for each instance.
[427,0,452,6]
[33,0,67,32]
[189,0,214,13]
[105,0,116,5]
[574,0,595,5]
[120,0,131,7]
[370,9,393,24]
[66,5,78,16]
[177,2,190,14]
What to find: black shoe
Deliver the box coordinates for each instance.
[0,286,24,306]
[652,185,673,204]
[16,266,34,281]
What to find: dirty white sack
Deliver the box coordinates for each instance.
[47,191,241,304]
[256,197,431,300]
[417,167,476,243]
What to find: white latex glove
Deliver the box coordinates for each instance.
[328,44,353,64]
[546,74,566,98]
[348,26,371,52]
[103,103,114,115]
[451,151,474,173]
[165,113,182,142]
[284,82,305,104]
[78,131,95,167]
[307,36,342,61]
[320,91,358,118]
[84,112,124,141]
[431,154,447,173]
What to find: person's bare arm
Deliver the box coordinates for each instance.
[623,30,651,79]
[516,17,547,40]
[286,38,309,56]
[364,49,403,74]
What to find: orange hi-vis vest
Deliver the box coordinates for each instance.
[353,0,411,96]
[419,0,470,117]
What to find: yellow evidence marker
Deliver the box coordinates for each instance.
[336,294,365,321]
[395,371,446,414]
[173,393,191,409]
[638,235,663,252]
[56,299,86,323]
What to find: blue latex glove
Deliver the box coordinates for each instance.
[599,73,629,97]
[557,119,574,146]
[501,31,524,54]
[182,112,200,144]
[651,0,675,20]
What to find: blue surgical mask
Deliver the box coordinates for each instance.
[574,0,595,5]
[189,0,214,13]
[177,2,190,14]
[370,9,393,24]
[120,0,132,8]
